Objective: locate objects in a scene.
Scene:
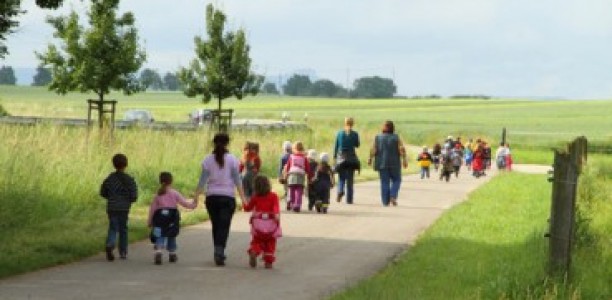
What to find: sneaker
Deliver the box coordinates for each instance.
[391,198,398,206]
[169,253,177,263]
[154,252,162,265]
[119,252,127,260]
[105,246,115,262]
[264,262,273,269]
[292,208,300,213]
[249,252,257,268]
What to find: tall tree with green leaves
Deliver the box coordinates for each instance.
[0,65,17,85]
[1,0,64,58]
[37,0,146,107]
[179,4,262,130]
[32,66,52,86]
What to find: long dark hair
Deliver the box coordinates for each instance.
[382,120,394,134]
[212,133,230,168]
[158,172,173,196]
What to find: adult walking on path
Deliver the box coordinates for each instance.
[368,120,408,206]
[195,132,246,266]
[1,165,528,300]
[333,117,360,204]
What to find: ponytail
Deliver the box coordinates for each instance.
[212,133,230,168]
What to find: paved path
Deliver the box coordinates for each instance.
[0,167,501,300]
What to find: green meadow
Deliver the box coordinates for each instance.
[1,85,611,298]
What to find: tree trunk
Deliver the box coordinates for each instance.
[217,96,222,132]
[98,92,104,129]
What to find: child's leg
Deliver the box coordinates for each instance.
[167,237,178,262]
[293,185,304,211]
[425,167,430,178]
[262,238,277,267]
[116,211,129,257]
[288,185,296,208]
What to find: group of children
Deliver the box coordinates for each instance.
[415,136,513,181]
[100,138,338,270]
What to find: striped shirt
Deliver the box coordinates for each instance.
[100,171,138,211]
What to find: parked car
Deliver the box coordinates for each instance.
[123,109,155,123]
[189,109,213,125]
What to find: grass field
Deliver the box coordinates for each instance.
[331,157,612,299]
[1,85,610,291]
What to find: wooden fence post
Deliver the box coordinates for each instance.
[547,136,587,278]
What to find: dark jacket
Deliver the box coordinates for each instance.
[373,133,401,171]
[100,171,138,211]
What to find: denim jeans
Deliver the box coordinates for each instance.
[378,168,402,206]
[106,210,129,255]
[152,227,177,252]
[337,168,355,204]
[420,167,430,179]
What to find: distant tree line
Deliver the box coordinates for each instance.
[138,68,181,91]
[265,74,397,99]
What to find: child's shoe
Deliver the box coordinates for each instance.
[119,252,127,260]
[264,262,273,269]
[105,246,115,262]
[169,252,177,263]
[314,200,322,213]
[154,252,163,265]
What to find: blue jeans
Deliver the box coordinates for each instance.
[152,227,177,252]
[106,210,129,254]
[337,168,355,204]
[420,167,430,179]
[379,168,402,206]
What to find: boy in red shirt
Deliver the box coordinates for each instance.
[243,175,282,269]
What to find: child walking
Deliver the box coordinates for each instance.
[148,172,197,265]
[278,141,292,206]
[243,175,282,269]
[100,153,138,261]
[240,141,261,202]
[416,146,433,179]
[306,149,319,211]
[283,141,312,212]
[313,153,335,213]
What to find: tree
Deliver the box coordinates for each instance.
[139,68,163,90]
[352,76,397,98]
[310,79,340,97]
[37,0,146,127]
[1,0,64,58]
[283,74,312,96]
[32,66,52,86]
[0,65,17,85]
[163,72,180,91]
[261,82,279,94]
[178,4,262,131]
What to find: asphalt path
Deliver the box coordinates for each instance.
[0,165,525,300]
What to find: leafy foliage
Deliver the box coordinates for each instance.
[283,74,312,96]
[37,0,146,102]
[178,3,262,111]
[352,76,396,98]
[32,66,52,86]
[0,102,9,116]
[0,65,17,85]
[162,72,180,91]
[139,68,163,90]
[261,82,279,94]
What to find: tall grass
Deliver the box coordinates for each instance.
[331,157,612,299]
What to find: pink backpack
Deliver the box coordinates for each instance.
[251,212,282,238]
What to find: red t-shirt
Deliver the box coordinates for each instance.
[243,192,280,215]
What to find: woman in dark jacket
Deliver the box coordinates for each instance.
[368,120,408,206]
[333,117,360,204]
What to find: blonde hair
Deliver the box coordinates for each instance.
[344,117,354,127]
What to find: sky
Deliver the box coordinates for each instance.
[3,0,612,99]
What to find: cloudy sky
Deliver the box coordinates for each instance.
[4,0,612,98]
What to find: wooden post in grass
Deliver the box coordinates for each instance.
[547,136,587,277]
[87,99,117,139]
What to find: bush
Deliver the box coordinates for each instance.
[0,102,9,116]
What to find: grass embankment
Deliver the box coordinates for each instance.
[332,157,611,299]
[0,124,334,278]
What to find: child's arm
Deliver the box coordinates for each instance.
[243,196,255,212]
[175,191,197,209]
[128,175,138,203]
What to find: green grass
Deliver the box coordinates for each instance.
[331,158,612,299]
[1,85,611,291]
